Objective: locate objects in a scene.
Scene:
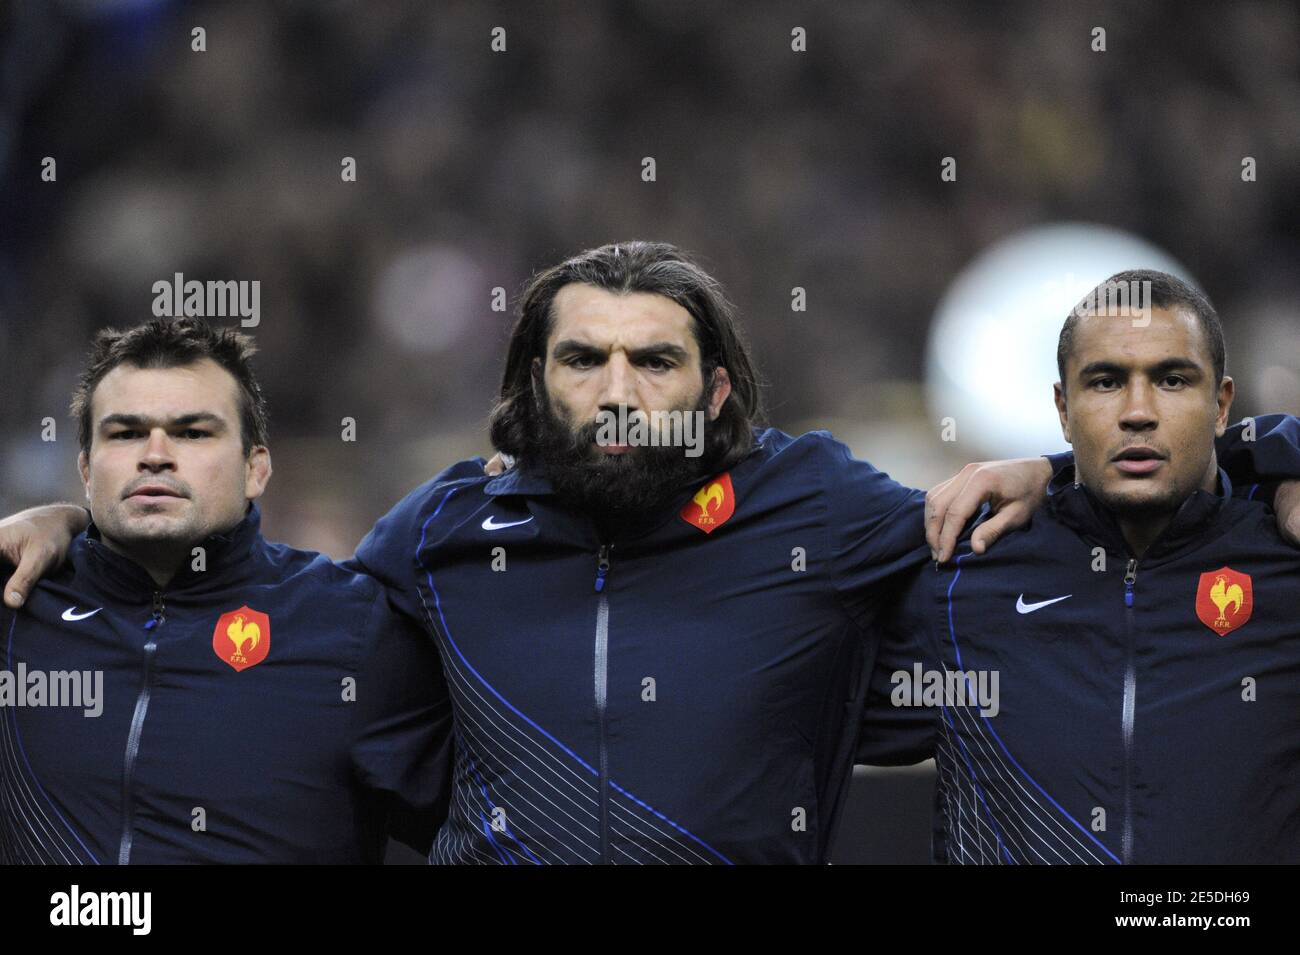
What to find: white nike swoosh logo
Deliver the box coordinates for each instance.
[481,515,534,531]
[61,607,102,622]
[1016,594,1072,614]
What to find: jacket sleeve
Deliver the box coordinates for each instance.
[350,587,455,857]
[343,458,487,625]
[856,564,938,766]
[817,433,931,630]
[1216,414,1300,506]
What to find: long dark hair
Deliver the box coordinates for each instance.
[489,241,765,472]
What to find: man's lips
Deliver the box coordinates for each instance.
[124,485,186,500]
[1111,447,1166,475]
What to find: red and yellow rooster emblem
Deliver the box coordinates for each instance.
[212,606,272,671]
[1195,567,1253,636]
[679,473,736,535]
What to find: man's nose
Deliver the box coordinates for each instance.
[1118,379,1158,431]
[138,429,177,470]
[597,353,638,412]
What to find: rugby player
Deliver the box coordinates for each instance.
[861,271,1300,863]
[0,319,450,863]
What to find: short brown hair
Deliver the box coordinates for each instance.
[71,318,269,454]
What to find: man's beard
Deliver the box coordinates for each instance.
[525,385,715,525]
[1091,482,1190,526]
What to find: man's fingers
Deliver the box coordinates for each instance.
[925,472,965,558]
[1274,480,1300,548]
[1284,512,1300,549]
[0,532,28,607]
[935,467,982,561]
[4,561,35,608]
[483,452,516,477]
[970,503,1027,555]
[3,536,71,607]
[924,479,950,551]
[936,475,984,563]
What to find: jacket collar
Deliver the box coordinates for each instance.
[1046,463,1233,562]
[74,502,265,599]
[484,466,555,497]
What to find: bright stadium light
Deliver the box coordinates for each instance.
[925,222,1194,458]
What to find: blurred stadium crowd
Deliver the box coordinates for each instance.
[2,0,1298,558]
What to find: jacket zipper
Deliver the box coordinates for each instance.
[594,544,612,865]
[1121,558,1137,865]
[119,590,164,864]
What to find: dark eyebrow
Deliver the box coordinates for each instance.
[1077,361,1126,379]
[98,413,226,430]
[628,343,690,363]
[1077,358,1203,379]
[551,340,691,363]
[551,339,605,359]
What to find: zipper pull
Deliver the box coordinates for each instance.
[594,545,612,593]
[144,591,166,630]
[1123,559,1137,608]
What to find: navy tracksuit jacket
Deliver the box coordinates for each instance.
[354,428,929,864]
[353,418,1298,864]
[0,504,452,864]
[862,456,1300,864]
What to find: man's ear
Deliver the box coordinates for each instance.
[1214,376,1235,437]
[1053,382,1071,443]
[78,450,91,501]
[707,367,732,421]
[244,446,272,501]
